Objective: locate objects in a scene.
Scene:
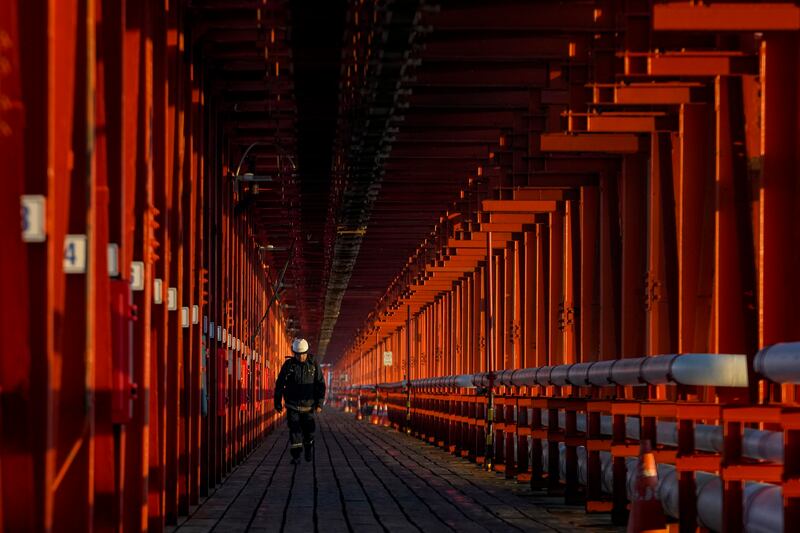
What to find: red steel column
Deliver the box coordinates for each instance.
[2,0,39,529]
[759,33,800,353]
[50,0,94,528]
[484,232,495,469]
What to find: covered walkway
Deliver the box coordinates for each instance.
[175,411,618,533]
[4,0,800,531]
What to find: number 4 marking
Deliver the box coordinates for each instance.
[63,235,87,274]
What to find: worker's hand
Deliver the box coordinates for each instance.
[315,406,323,414]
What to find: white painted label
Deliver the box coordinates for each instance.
[222,329,227,343]
[383,351,393,367]
[21,195,46,243]
[192,305,199,324]
[107,243,119,276]
[63,235,88,274]
[216,325,221,340]
[130,261,144,291]
[203,316,208,334]
[167,288,177,311]
[153,278,163,304]
[181,307,189,328]
[209,321,215,339]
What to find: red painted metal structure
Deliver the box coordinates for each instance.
[1,1,295,531]
[2,0,800,532]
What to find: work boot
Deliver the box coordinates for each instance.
[290,447,302,465]
[304,442,314,462]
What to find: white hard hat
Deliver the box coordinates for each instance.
[292,338,309,354]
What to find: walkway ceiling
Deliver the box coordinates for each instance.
[319,0,518,361]
[201,0,583,362]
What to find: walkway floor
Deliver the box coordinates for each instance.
[174,410,622,533]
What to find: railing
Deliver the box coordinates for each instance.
[335,344,800,532]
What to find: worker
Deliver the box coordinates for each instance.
[274,337,326,464]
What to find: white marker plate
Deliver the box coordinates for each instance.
[130,261,144,291]
[154,278,163,304]
[63,235,87,274]
[107,243,119,277]
[167,287,177,311]
[21,195,46,243]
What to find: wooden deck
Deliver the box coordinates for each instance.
[173,410,622,533]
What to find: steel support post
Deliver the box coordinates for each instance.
[484,231,495,470]
[406,305,412,434]
[2,0,40,529]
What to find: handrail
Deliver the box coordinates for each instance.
[363,352,749,390]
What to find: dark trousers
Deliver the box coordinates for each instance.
[287,408,315,458]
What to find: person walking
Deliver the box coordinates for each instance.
[274,338,326,464]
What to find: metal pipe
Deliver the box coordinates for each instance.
[754,341,800,383]
[396,352,749,389]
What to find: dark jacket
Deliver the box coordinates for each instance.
[274,355,325,411]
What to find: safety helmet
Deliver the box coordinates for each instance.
[292,337,309,354]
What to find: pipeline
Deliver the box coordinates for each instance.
[337,396,785,532]
[345,347,794,531]
[378,342,800,388]
[352,349,800,531]
[368,353,783,462]
[395,352,749,389]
